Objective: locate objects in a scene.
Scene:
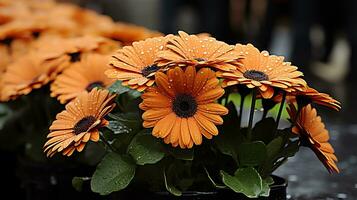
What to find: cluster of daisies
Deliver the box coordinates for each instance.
[0,1,340,174]
[0,0,159,155]
[106,31,340,173]
[46,30,339,173]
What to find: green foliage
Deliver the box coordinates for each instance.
[90,89,299,197]
[252,117,277,144]
[221,167,263,198]
[165,146,194,161]
[72,177,90,192]
[108,81,130,95]
[91,153,136,195]
[238,141,267,167]
[128,129,165,165]
[164,160,194,196]
[260,176,274,197]
[214,102,242,163]
[108,112,142,153]
[108,112,142,135]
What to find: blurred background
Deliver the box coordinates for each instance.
[3,0,357,199]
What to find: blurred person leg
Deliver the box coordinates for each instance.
[319,0,342,63]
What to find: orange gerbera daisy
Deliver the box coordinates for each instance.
[293,87,341,111]
[33,36,119,73]
[287,104,339,173]
[51,54,115,104]
[1,53,67,101]
[156,31,242,72]
[219,44,307,98]
[99,22,163,46]
[106,36,170,92]
[0,44,11,72]
[44,88,116,157]
[140,66,228,148]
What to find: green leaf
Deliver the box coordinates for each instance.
[128,129,165,165]
[91,153,136,195]
[111,82,142,112]
[108,81,130,95]
[72,177,90,192]
[214,102,242,162]
[266,136,283,158]
[163,160,194,196]
[126,89,142,99]
[221,167,263,198]
[252,117,276,144]
[107,121,132,135]
[164,168,182,196]
[204,167,227,189]
[277,140,300,158]
[108,112,142,133]
[260,176,274,197]
[238,141,267,167]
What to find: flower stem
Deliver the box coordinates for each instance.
[221,87,230,106]
[238,95,245,127]
[247,89,257,140]
[262,109,268,120]
[100,132,116,152]
[275,91,287,130]
[291,105,302,128]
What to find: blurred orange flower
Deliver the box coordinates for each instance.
[51,54,115,104]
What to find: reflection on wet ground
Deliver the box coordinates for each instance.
[275,81,357,199]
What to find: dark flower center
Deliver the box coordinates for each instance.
[194,58,207,62]
[86,81,104,92]
[32,31,41,39]
[1,37,14,46]
[69,52,81,62]
[172,94,198,118]
[243,70,269,81]
[73,116,97,135]
[142,65,159,77]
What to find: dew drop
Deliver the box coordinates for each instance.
[262,51,269,56]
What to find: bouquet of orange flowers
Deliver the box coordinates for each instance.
[0,0,341,199]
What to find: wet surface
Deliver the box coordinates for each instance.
[275,81,357,200]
